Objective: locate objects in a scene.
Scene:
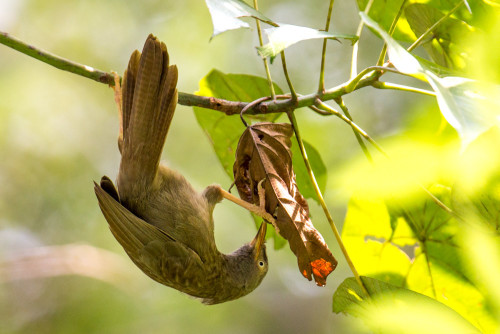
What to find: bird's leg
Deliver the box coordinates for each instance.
[257,179,266,211]
[219,183,276,226]
[111,71,124,153]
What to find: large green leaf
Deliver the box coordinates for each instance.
[256,24,358,58]
[356,0,414,41]
[194,70,282,176]
[360,12,500,148]
[341,189,497,332]
[425,73,500,148]
[405,3,473,71]
[205,0,275,38]
[360,12,424,75]
[333,276,480,333]
[341,197,414,287]
[419,0,497,28]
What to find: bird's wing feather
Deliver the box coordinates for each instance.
[95,179,210,294]
[94,180,174,253]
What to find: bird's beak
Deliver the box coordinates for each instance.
[250,222,267,260]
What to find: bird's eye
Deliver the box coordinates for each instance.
[259,261,265,267]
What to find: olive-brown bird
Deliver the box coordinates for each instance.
[94,34,268,304]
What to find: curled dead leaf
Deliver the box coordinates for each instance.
[233,122,337,286]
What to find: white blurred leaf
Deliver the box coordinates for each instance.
[426,74,500,148]
[257,24,358,58]
[360,12,423,75]
[360,11,500,148]
[205,0,274,38]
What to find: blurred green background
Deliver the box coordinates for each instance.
[0,0,441,333]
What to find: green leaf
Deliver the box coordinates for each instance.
[405,3,473,71]
[342,196,414,287]
[360,12,424,76]
[414,55,461,77]
[419,0,496,28]
[256,24,358,58]
[194,69,282,176]
[291,139,327,204]
[205,0,275,38]
[333,276,481,333]
[425,73,500,148]
[341,190,497,331]
[356,0,414,41]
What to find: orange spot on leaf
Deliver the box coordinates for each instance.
[310,258,335,286]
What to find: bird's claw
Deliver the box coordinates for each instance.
[111,71,124,153]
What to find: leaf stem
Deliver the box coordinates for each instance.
[280,52,298,101]
[318,0,335,94]
[345,65,387,93]
[372,81,436,96]
[376,0,408,66]
[314,100,388,157]
[334,97,372,162]
[253,0,276,99]
[350,0,376,79]
[407,0,464,52]
[286,110,370,297]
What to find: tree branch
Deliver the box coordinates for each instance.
[0,31,116,85]
[0,30,384,116]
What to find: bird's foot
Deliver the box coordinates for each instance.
[111,71,124,153]
[219,181,276,225]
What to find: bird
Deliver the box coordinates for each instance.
[94,34,268,304]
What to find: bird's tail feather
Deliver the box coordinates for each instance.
[119,34,178,195]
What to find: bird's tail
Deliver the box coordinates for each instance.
[118,34,178,196]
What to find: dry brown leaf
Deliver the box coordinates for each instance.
[233,122,337,286]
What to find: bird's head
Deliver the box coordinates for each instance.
[205,222,268,304]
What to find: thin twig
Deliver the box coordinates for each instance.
[286,110,370,297]
[345,64,420,93]
[0,31,116,85]
[280,52,298,101]
[314,100,388,157]
[253,0,276,99]
[372,81,436,96]
[376,0,408,66]
[0,30,391,116]
[407,0,464,52]
[350,0,376,79]
[239,96,272,127]
[318,0,335,94]
[335,97,373,162]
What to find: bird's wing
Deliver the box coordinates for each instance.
[137,239,208,295]
[94,179,175,253]
[95,178,208,292]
